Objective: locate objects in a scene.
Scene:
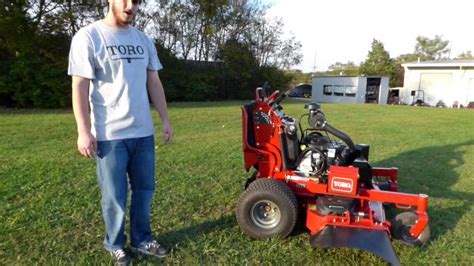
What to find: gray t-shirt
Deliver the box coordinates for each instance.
[68,21,162,141]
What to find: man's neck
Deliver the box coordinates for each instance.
[102,15,129,29]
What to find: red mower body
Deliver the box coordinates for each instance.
[237,87,430,265]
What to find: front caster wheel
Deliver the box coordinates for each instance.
[391,212,430,246]
[236,179,298,239]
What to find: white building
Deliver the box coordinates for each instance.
[312,76,389,104]
[400,60,474,107]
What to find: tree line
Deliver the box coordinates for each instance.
[311,35,473,87]
[0,0,302,108]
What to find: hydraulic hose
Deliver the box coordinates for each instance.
[321,121,356,150]
[307,107,356,150]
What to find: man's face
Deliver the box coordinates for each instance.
[110,0,140,26]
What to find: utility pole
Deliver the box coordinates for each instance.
[312,49,317,73]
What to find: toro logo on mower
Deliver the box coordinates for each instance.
[331,177,354,193]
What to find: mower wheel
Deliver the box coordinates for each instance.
[236,179,298,239]
[391,212,430,246]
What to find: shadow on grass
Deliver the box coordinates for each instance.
[131,215,235,263]
[141,141,472,260]
[157,215,235,247]
[374,140,474,241]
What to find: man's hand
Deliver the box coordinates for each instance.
[162,121,174,144]
[147,71,173,144]
[77,131,97,159]
[72,75,95,159]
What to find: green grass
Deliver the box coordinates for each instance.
[1,102,473,264]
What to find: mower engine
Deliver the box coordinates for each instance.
[278,103,354,177]
[297,132,350,176]
[237,87,431,265]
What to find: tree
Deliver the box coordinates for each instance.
[244,17,302,68]
[285,70,311,85]
[389,35,451,88]
[150,0,301,67]
[0,0,104,107]
[359,39,394,77]
[389,53,420,88]
[272,34,302,69]
[390,63,405,88]
[414,35,450,61]
[327,61,359,76]
[0,0,300,107]
[216,39,259,99]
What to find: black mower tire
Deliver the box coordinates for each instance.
[236,178,298,239]
[391,212,430,246]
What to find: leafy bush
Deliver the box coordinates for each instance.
[0,39,292,108]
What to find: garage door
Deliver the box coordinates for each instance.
[468,78,474,104]
[420,73,452,106]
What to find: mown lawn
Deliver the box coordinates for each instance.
[1,101,473,265]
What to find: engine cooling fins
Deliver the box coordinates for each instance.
[310,226,400,266]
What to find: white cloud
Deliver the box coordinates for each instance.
[267,0,474,72]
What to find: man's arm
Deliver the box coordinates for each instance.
[146,70,173,144]
[72,75,97,158]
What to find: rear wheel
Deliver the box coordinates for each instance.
[236,179,298,239]
[391,212,430,246]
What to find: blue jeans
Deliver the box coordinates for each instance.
[96,135,155,251]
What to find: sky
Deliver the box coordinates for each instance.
[265,0,474,72]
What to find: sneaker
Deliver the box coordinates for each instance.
[110,248,131,266]
[131,240,170,258]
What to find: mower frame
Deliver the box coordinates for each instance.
[241,88,429,240]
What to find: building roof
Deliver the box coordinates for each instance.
[312,75,389,78]
[295,83,311,87]
[402,60,474,68]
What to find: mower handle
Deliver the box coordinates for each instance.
[256,87,265,101]
[266,90,280,104]
[269,90,290,108]
[278,90,290,104]
[255,86,288,107]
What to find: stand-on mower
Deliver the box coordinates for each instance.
[236,87,430,265]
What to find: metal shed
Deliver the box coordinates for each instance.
[312,76,389,104]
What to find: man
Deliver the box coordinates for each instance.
[68,0,173,264]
